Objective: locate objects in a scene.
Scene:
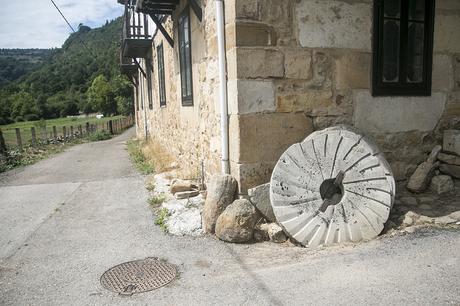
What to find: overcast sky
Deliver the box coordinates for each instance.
[0,0,124,49]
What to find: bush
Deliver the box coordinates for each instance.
[87,130,111,141]
[24,114,40,121]
[15,116,24,122]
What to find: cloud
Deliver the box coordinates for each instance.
[0,0,124,48]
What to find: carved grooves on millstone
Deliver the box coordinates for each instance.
[270,126,395,247]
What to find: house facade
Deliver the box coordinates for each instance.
[119,0,460,194]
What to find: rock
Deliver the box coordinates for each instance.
[400,196,418,206]
[175,190,200,200]
[439,164,460,179]
[256,223,287,243]
[430,175,455,194]
[166,207,203,236]
[419,204,432,210]
[401,211,419,227]
[443,130,460,156]
[448,211,460,221]
[437,152,460,166]
[215,199,259,243]
[170,179,196,194]
[248,183,276,222]
[407,146,441,193]
[433,215,457,225]
[202,175,238,233]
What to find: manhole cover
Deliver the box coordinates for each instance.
[270,125,395,247]
[100,257,177,295]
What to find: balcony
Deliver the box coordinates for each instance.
[121,0,152,59]
[120,52,138,77]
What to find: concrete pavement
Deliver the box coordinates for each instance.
[0,128,459,305]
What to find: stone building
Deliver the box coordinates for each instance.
[118,0,460,193]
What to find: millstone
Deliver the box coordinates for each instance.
[270,126,395,247]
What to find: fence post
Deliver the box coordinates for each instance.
[108,120,113,135]
[70,126,74,138]
[0,129,7,157]
[63,126,67,139]
[31,127,37,147]
[86,122,90,134]
[53,126,57,139]
[78,125,83,137]
[15,128,23,150]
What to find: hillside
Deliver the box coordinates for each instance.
[0,49,52,87]
[0,18,133,125]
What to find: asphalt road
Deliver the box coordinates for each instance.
[0,128,459,306]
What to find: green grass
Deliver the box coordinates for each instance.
[148,194,166,207]
[126,139,154,175]
[154,208,170,232]
[87,130,112,142]
[0,115,124,147]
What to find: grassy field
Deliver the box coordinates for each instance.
[0,116,124,147]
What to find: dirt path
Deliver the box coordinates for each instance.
[0,128,459,305]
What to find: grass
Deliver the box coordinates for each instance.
[145,181,156,191]
[154,208,170,232]
[87,130,112,142]
[126,139,154,175]
[147,194,166,207]
[140,139,176,173]
[0,115,124,147]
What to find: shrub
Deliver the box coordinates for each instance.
[87,130,111,141]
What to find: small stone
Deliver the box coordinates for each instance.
[248,183,276,222]
[175,190,200,200]
[430,175,455,194]
[400,197,418,206]
[443,130,460,156]
[448,211,460,221]
[402,211,419,226]
[418,215,434,224]
[439,164,460,179]
[170,179,196,194]
[258,223,287,243]
[404,227,417,234]
[202,175,238,234]
[437,152,460,166]
[215,199,260,243]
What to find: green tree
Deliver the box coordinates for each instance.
[10,91,40,121]
[87,75,116,116]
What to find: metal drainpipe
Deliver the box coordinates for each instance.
[216,0,230,175]
[140,60,148,140]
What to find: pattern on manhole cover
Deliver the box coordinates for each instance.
[270,125,395,247]
[100,257,177,295]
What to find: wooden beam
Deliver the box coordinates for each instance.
[133,59,147,78]
[189,0,202,22]
[149,14,174,48]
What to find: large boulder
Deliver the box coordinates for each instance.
[248,183,276,222]
[215,199,260,243]
[407,146,441,193]
[202,175,237,233]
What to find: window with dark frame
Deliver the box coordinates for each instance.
[146,59,153,110]
[157,43,167,107]
[178,7,193,106]
[372,0,435,96]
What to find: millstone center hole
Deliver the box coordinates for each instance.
[319,178,344,210]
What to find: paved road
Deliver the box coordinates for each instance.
[0,129,459,306]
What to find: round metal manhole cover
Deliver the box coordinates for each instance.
[100,258,177,295]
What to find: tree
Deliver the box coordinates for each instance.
[87,75,116,116]
[10,91,40,121]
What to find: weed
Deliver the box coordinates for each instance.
[145,181,156,191]
[127,139,154,175]
[148,194,166,207]
[154,208,170,232]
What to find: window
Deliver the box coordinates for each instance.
[157,43,167,107]
[178,8,193,106]
[146,59,153,110]
[372,0,435,96]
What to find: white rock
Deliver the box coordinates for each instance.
[430,175,455,195]
[258,223,287,243]
[443,130,460,156]
[166,208,203,236]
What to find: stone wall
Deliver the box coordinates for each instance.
[134,0,239,180]
[229,0,460,190]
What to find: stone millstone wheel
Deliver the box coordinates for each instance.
[270,126,395,247]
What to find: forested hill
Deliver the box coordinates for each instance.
[0,49,52,87]
[0,18,133,125]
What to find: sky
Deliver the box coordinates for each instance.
[0,0,124,49]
